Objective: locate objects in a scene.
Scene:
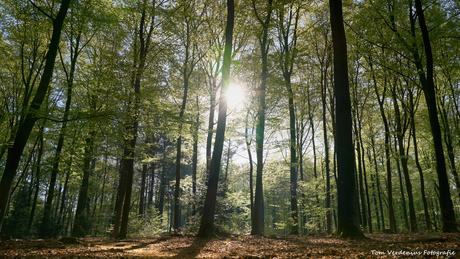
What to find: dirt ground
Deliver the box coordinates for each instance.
[0,233,458,258]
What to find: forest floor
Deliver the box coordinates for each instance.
[0,233,459,258]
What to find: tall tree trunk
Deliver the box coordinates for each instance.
[371,138,385,230]
[245,114,255,230]
[173,70,188,234]
[174,7,199,232]
[369,58,395,233]
[329,0,363,238]
[357,117,372,233]
[118,95,140,239]
[307,89,321,233]
[197,0,234,238]
[414,0,458,232]
[57,151,73,231]
[408,89,431,230]
[354,121,367,231]
[28,126,45,229]
[367,148,380,230]
[206,77,217,178]
[41,23,82,238]
[322,67,332,235]
[192,96,199,215]
[139,164,147,216]
[395,146,410,231]
[287,77,299,235]
[116,1,155,238]
[276,3,300,235]
[147,164,155,211]
[157,140,168,221]
[439,100,460,200]
[0,0,70,231]
[72,130,96,237]
[112,153,127,236]
[391,85,418,233]
[251,0,273,236]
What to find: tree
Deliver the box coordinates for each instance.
[172,0,204,234]
[113,0,156,238]
[413,0,458,233]
[40,0,92,237]
[251,0,273,236]
[197,0,234,238]
[329,0,364,238]
[0,0,71,232]
[275,1,300,235]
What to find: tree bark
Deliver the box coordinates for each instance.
[276,4,300,235]
[197,0,234,238]
[391,84,417,233]
[251,0,273,236]
[245,113,255,230]
[321,60,332,235]
[369,57,395,233]
[414,0,458,232]
[28,126,45,229]
[72,131,96,237]
[191,96,199,215]
[139,164,147,216]
[0,0,70,231]
[40,21,82,238]
[118,0,156,238]
[409,89,431,231]
[329,0,363,238]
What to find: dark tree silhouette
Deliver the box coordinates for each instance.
[197,0,234,238]
[0,0,71,232]
[329,0,364,238]
[414,0,458,233]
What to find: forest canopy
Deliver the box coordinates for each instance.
[0,0,459,240]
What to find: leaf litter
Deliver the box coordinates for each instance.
[0,233,458,258]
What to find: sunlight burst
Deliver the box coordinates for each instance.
[225,81,246,110]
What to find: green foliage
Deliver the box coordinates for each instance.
[128,208,162,238]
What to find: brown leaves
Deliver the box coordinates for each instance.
[0,233,458,258]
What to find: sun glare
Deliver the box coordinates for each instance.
[226,82,246,111]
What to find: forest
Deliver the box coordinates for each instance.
[0,0,459,250]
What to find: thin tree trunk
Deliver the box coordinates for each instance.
[369,58,395,233]
[371,139,385,230]
[409,89,432,230]
[439,101,460,200]
[358,122,372,233]
[322,67,332,235]
[28,126,45,229]
[206,77,217,178]
[117,1,155,238]
[391,85,417,233]
[192,97,199,215]
[245,111,255,229]
[157,140,168,221]
[139,164,147,216]
[251,0,273,236]
[0,0,70,231]
[276,4,300,235]
[414,0,457,232]
[58,157,72,230]
[197,0,234,238]
[354,123,367,231]
[307,88,321,233]
[368,149,380,230]
[395,146,409,231]
[112,155,127,236]
[72,130,96,237]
